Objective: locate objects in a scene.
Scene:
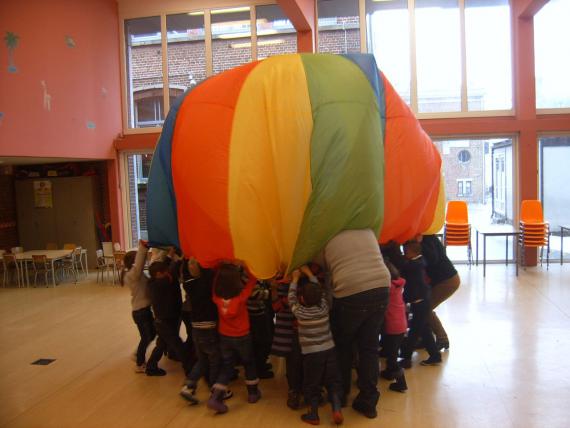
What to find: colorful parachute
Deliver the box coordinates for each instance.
[148,53,444,279]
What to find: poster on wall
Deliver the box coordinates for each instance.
[34,180,53,208]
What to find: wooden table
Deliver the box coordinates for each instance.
[15,250,73,287]
[475,225,519,277]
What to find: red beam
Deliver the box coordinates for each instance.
[518,0,549,19]
[277,0,316,52]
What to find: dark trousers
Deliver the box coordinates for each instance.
[401,299,439,359]
[132,306,156,366]
[147,317,193,377]
[331,287,389,410]
[215,334,258,387]
[303,348,342,406]
[180,310,196,359]
[382,333,404,372]
[250,314,273,373]
[286,332,303,392]
[188,328,221,387]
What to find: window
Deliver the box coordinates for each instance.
[465,0,512,111]
[212,7,252,75]
[415,0,461,113]
[435,137,514,262]
[539,135,570,262]
[535,0,570,109]
[318,0,361,54]
[167,13,206,96]
[256,4,297,60]
[125,153,153,247]
[125,17,164,128]
[365,0,513,116]
[366,0,410,105]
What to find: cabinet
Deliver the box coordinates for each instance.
[15,176,101,268]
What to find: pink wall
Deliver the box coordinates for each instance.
[0,0,121,160]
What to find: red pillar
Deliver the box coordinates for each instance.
[277,0,316,52]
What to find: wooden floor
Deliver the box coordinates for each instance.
[1,264,569,428]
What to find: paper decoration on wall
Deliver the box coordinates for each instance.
[86,121,96,129]
[64,35,76,48]
[34,180,53,208]
[41,81,52,112]
[4,32,19,73]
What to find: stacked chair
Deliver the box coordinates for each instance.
[444,200,473,266]
[519,200,550,269]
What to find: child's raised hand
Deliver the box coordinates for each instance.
[291,269,301,283]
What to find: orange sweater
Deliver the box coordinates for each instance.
[213,275,256,337]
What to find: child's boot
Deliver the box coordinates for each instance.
[389,369,408,392]
[207,387,228,413]
[301,401,320,425]
[247,384,262,403]
[331,394,344,425]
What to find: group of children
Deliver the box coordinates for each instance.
[121,236,450,425]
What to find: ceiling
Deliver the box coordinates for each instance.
[0,157,93,166]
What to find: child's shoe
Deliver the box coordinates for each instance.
[420,354,442,366]
[380,368,398,380]
[301,404,320,425]
[145,366,166,376]
[287,390,301,410]
[399,358,412,369]
[207,387,229,413]
[331,394,344,425]
[436,338,450,350]
[134,363,146,373]
[389,369,408,393]
[247,384,262,403]
[180,385,199,405]
[223,390,234,400]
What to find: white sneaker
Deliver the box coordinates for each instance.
[134,363,146,373]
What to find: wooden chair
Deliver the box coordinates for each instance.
[95,249,111,283]
[444,201,472,265]
[112,251,126,285]
[2,254,22,287]
[46,243,58,250]
[31,255,53,287]
[61,248,81,283]
[63,243,77,250]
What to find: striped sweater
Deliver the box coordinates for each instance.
[271,282,296,356]
[288,281,334,355]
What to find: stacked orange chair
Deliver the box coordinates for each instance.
[519,200,550,268]
[444,201,472,265]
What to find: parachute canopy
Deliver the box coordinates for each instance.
[148,53,444,279]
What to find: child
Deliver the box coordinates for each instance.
[399,241,442,368]
[179,258,226,403]
[207,262,261,414]
[121,240,155,373]
[380,260,408,392]
[247,280,274,378]
[289,266,343,426]
[145,251,195,382]
[270,273,304,409]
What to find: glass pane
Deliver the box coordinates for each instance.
[435,137,514,262]
[125,17,165,128]
[166,12,206,105]
[539,136,570,262]
[415,0,461,113]
[126,153,153,248]
[317,0,360,54]
[465,0,512,111]
[366,0,410,105]
[535,0,570,109]
[212,7,252,74]
[256,4,297,60]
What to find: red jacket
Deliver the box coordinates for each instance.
[384,278,407,335]
[213,274,256,337]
